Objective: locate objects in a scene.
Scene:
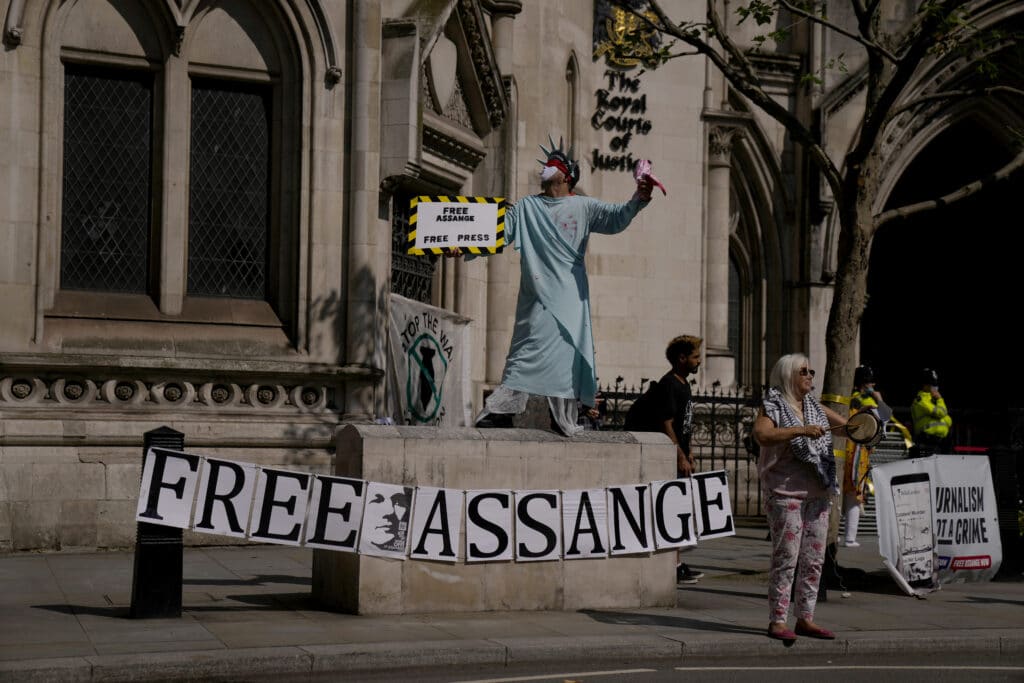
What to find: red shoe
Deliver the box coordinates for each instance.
[767,625,797,642]
[795,623,836,639]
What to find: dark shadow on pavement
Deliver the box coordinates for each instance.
[182,574,310,587]
[580,608,764,636]
[690,566,763,575]
[181,589,315,610]
[677,586,766,601]
[34,591,317,619]
[35,604,129,618]
[963,595,1024,607]
[823,569,906,596]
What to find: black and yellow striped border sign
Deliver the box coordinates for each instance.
[408,196,506,255]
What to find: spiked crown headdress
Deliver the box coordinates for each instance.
[538,135,580,189]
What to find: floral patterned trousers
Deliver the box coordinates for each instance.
[765,493,831,624]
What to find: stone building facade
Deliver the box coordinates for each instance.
[1,0,1021,552]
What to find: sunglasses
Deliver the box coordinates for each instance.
[798,367,816,377]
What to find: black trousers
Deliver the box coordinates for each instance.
[909,435,948,459]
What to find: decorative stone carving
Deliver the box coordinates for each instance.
[709,125,736,166]
[200,382,244,408]
[1,377,45,403]
[247,383,287,409]
[444,78,474,129]
[456,0,507,128]
[290,385,327,412]
[11,379,33,399]
[151,381,196,407]
[174,25,185,56]
[423,125,486,170]
[0,375,332,414]
[3,25,20,46]
[3,0,24,48]
[52,378,99,405]
[101,380,149,406]
[422,64,439,114]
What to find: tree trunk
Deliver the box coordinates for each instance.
[822,192,874,412]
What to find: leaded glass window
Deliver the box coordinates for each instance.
[61,67,153,293]
[391,196,435,303]
[188,80,270,299]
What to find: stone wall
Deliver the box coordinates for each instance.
[0,415,334,553]
[312,424,678,614]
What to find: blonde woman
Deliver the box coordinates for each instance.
[753,353,846,642]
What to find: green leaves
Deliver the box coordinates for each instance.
[735,0,827,27]
[735,0,777,27]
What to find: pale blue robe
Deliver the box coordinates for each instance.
[497,193,647,407]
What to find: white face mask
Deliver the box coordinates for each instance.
[540,165,561,183]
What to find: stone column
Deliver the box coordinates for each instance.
[484,1,521,70]
[343,1,384,421]
[481,1,522,389]
[704,125,736,387]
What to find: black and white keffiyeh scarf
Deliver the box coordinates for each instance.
[762,387,837,492]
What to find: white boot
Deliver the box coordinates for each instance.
[844,501,861,547]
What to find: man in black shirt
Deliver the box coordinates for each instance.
[625,334,703,583]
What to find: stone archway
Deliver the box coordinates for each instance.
[861,117,1024,448]
[856,2,1024,450]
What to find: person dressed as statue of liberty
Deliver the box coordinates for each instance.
[454,135,660,436]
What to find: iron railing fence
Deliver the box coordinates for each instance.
[596,377,765,517]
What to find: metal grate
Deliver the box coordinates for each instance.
[61,67,153,293]
[188,80,270,299]
[390,196,435,303]
[600,379,764,516]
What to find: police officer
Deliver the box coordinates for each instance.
[910,368,952,457]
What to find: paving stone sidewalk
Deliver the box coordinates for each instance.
[1,525,1021,681]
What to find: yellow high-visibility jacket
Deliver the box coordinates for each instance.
[911,390,952,440]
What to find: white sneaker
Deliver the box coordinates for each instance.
[843,540,860,548]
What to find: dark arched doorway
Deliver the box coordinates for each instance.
[861,118,1024,449]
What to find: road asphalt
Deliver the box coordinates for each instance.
[1,524,1021,682]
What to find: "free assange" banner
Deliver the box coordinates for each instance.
[136,447,735,562]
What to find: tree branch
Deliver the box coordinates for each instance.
[643,1,845,200]
[891,85,1024,117]
[705,0,757,77]
[643,0,757,80]
[873,147,1024,229]
[849,0,971,169]
[776,0,899,63]
[663,49,703,60]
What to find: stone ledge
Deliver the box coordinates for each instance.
[314,423,677,615]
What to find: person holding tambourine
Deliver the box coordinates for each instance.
[754,353,847,643]
[841,365,892,548]
[753,356,887,644]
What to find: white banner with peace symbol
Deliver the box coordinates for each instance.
[388,294,472,427]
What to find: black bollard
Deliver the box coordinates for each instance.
[130,426,185,618]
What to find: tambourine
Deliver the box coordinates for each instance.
[834,411,884,447]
